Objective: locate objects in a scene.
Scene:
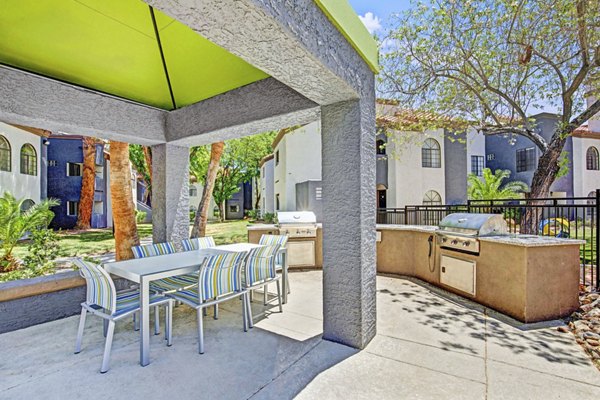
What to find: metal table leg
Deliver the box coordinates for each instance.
[281,249,288,304]
[140,276,150,366]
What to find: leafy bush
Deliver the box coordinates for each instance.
[246,209,259,220]
[0,229,60,282]
[263,212,275,224]
[135,210,147,223]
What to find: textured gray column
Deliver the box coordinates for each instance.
[151,144,190,247]
[321,92,377,349]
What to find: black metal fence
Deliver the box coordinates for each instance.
[377,190,600,289]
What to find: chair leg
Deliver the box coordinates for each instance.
[154,306,160,335]
[166,302,173,346]
[286,274,290,294]
[197,308,204,354]
[276,280,283,313]
[74,307,87,354]
[100,320,116,374]
[203,308,207,317]
[103,319,109,338]
[134,312,140,331]
[245,292,254,329]
[264,284,268,305]
[213,303,218,320]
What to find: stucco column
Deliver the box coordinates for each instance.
[151,143,190,246]
[321,93,377,349]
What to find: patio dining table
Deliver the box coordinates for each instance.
[103,242,288,367]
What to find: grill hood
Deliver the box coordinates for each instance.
[276,211,317,225]
[438,213,508,237]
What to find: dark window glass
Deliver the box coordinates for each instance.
[67,201,79,216]
[587,147,599,170]
[516,147,536,172]
[67,163,82,176]
[376,139,386,155]
[0,135,11,172]
[422,139,441,168]
[471,156,484,176]
[20,144,37,176]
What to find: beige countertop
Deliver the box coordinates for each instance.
[376,224,439,233]
[247,223,323,231]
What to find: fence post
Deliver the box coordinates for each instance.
[584,189,600,289]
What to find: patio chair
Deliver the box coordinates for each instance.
[167,252,249,354]
[73,259,173,373]
[258,234,289,304]
[244,244,283,328]
[182,236,216,251]
[131,242,198,332]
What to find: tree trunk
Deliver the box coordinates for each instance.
[75,137,96,230]
[109,141,139,260]
[254,176,261,210]
[219,201,226,222]
[520,137,566,234]
[191,142,224,238]
[142,146,152,205]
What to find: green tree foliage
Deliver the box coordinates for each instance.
[129,144,151,198]
[189,145,210,185]
[467,168,529,200]
[0,193,59,272]
[381,0,600,200]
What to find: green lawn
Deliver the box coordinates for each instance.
[11,220,249,260]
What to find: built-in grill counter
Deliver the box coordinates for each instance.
[377,216,583,323]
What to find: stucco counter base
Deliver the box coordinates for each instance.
[377,226,581,323]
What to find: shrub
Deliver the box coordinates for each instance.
[135,210,147,224]
[0,229,60,282]
[263,212,275,224]
[246,209,259,220]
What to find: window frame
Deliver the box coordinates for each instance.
[422,190,442,206]
[471,155,484,176]
[20,144,37,176]
[0,134,11,172]
[421,139,441,168]
[67,201,79,216]
[66,162,83,177]
[587,147,599,171]
[516,147,536,173]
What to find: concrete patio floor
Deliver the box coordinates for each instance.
[1,271,600,399]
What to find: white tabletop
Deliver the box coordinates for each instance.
[216,243,264,252]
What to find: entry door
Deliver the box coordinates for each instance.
[378,190,387,209]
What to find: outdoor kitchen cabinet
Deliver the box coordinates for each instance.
[376,225,581,323]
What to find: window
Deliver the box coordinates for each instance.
[48,160,57,167]
[67,162,82,176]
[516,147,536,172]
[20,199,35,212]
[275,150,280,166]
[376,139,386,155]
[421,139,441,168]
[315,187,322,200]
[423,190,442,206]
[93,201,104,214]
[471,155,484,176]
[587,147,599,170]
[20,144,37,175]
[229,204,240,213]
[0,135,10,172]
[275,194,280,210]
[67,201,79,216]
[189,186,198,197]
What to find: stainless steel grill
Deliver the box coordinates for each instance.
[437,213,508,254]
[277,211,317,238]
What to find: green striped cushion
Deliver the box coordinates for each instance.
[199,252,246,301]
[131,242,176,258]
[259,234,288,246]
[149,274,198,293]
[245,244,280,286]
[74,258,116,313]
[181,237,216,251]
[114,290,168,316]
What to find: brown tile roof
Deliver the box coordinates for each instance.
[573,125,600,139]
[259,153,274,167]
[376,103,469,132]
[271,125,305,149]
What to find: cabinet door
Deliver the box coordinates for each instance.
[288,241,316,267]
[440,255,476,295]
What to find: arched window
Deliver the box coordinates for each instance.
[0,135,10,172]
[20,199,35,212]
[587,147,599,170]
[422,138,441,168]
[376,139,386,155]
[423,190,442,206]
[20,144,37,176]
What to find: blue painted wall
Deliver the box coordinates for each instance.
[46,137,108,229]
[485,113,574,197]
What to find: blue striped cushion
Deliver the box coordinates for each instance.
[181,237,216,251]
[132,242,176,258]
[149,274,198,293]
[200,252,246,301]
[245,245,280,286]
[74,258,115,313]
[259,234,288,246]
[114,290,167,316]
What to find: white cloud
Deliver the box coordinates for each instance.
[358,12,381,34]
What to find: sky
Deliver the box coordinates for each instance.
[348,0,413,34]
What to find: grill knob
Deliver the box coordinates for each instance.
[451,240,458,245]
[441,237,447,243]
[463,241,470,247]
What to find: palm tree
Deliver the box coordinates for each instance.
[0,192,59,272]
[467,168,528,200]
[109,141,139,261]
[75,136,97,230]
[191,141,224,237]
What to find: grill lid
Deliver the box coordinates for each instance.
[438,213,508,237]
[276,211,317,225]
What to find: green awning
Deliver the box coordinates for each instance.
[0,0,269,110]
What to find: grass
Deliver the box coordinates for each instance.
[11,220,249,260]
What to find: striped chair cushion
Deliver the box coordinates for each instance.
[114,290,168,316]
[200,252,246,301]
[74,258,116,313]
[182,236,216,251]
[258,234,288,269]
[132,242,176,258]
[149,274,198,293]
[245,244,280,286]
